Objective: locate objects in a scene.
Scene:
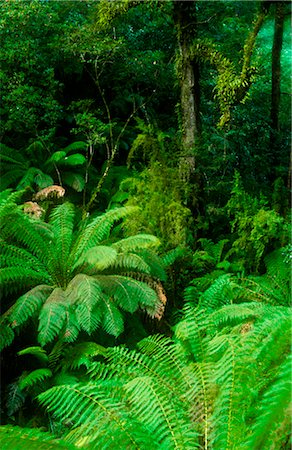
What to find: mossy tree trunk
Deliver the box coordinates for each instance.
[173,0,201,178]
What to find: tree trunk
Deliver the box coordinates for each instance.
[173,0,201,176]
[270,2,285,150]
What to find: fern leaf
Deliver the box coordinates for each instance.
[0,322,14,351]
[244,354,292,450]
[211,303,260,329]
[49,203,75,283]
[5,213,50,263]
[6,383,26,417]
[0,266,50,297]
[72,206,138,261]
[62,342,106,370]
[38,288,68,346]
[19,368,53,390]
[0,238,47,272]
[9,285,53,327]
[62,141,87,154]
[96,274,159,315]
[101,300,124,337]
[0,169,25,190]
[112,234,160,252]
[111,253,151,274]
[61,172,85,192]
[125,376,199,449]
[17,346,49,364]
[0,425,77,449]
[38,384,148,449]
[73,245,118,272]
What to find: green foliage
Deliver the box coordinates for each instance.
[0,425,77,450]
[118,162,194,249]
[226,172,288,271]
[37,287,291,449]
[0,201,166,347]
[0,141,87,193]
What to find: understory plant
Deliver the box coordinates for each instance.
[35,269,291,449]
[0,195,167,349]
[0,141,87,193]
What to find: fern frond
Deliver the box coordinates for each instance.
[38,383,150,449]
[62,141,87,154]
[72,206,138,261]
[72,245,118,272]
[111,252,151,274]
[0,238,46,270]
[161,246,187,268]
[0,322,14,351]
[19,368,53,390]
[244,354,292,450]
[4,213,50,263]
[9,285,53,327]
[101,300,124,337]
[0,266,50,296]
[135,249,167,281]
[49,203,75,284]
[96,274,159,315]
[18,346,49,364]
[0,170,26,190]
[62,342,106,370]
[211,303,260,329]
[0,425,77,449]
[38,288,68,346]
[6,383,26,417]
[112,234,160,252]
[125,376,199,449]
[62,172,85,192]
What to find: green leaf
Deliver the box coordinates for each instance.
[17,346,49,364]
[19,368,53,390]
[63,141,87,154]
[0,425,77,449]
[58,154,86,166]
[73,245,118,271]
[46,151,66,164]
[38,288,68,346]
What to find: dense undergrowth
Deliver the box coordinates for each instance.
[0,0,291,449]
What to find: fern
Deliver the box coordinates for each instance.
[243,354,292,450]
[0,425,77,449]
[0,322,14,351]
[19,368,53,390]
[18,346,49,364]
[37,294,291,449]
[9,285,54,328]
[1,202,166,346]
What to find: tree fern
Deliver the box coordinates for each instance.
[1,201,166,347]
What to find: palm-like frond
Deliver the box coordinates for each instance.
[71,206,138,262]
[19,368,53,390]
[9,285,53,328]
[1,201,166,346]
[49,203,75,285]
